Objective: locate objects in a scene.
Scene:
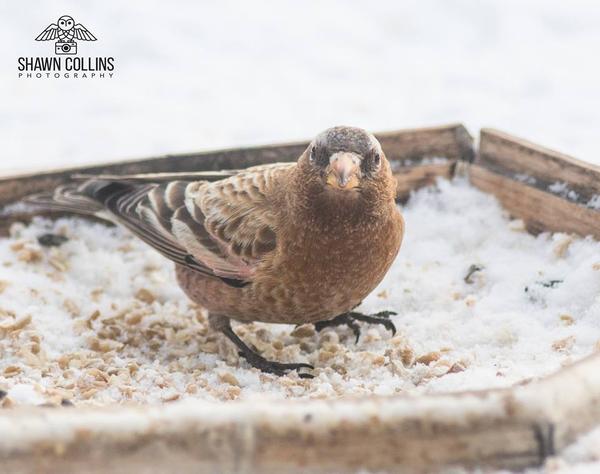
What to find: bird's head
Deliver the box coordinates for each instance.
[58,16,75,31]
[298,126,394,208]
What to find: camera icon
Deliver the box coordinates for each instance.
[55,42,77,55]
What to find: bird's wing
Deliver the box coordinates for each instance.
[35,24,59,41]
[77,163,295,286]
[73,24,97,41]
[72,169,241,183]
[193,163,295,270]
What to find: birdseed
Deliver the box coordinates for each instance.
[0,178,599,407]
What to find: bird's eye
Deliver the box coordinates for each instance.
[373,152,381,167]
[309,145,328,168]
[309,146,317,163]
[361,150,382,175]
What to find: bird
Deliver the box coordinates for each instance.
[35,15,96,44]
[22,126,404,378]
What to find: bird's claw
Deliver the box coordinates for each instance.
[347,311,397,337]
[315,314,361,342]
[238,351,314,378]
[372,310,397,319]
[220,321,314,378]
[315,310,397,342]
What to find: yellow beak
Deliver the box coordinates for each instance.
[326,153,361,189]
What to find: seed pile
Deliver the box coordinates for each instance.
[1,179,599,407]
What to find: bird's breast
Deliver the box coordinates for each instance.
[254,210,403,322]
[176,208,403,325]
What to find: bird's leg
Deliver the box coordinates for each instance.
[209,314,314,378]
[314,314,361,342]
[315,310,397,343]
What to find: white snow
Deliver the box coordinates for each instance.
[6,384,44,405]
[548,181,580,202]
[1,178,599,409]
[587,195,600,210]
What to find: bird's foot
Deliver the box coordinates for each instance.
[237,350,314,378]
[314,310,397,343]
[221,324,314,378]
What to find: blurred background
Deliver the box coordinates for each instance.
[1,0,599,173]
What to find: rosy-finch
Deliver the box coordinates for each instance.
[25,126,404,377]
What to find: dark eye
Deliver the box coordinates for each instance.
[309,145,328,167]
[309,145,317,163]
[361,150,382,175]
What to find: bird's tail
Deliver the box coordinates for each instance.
[2,169,237,228]
[1,180,122,223]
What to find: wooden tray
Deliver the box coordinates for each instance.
[1,124,599,473]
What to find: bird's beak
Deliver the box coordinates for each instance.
[326,152,361,190]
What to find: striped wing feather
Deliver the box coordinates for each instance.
[76,163,294,286]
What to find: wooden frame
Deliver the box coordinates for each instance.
[0,123,473,234]
[470,128,600,239]
[1,352,599,473]
[1,124,600,473]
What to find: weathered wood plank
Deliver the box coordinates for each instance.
[473,129,600,239]
[1,351,600,473]
[478,129,600,210]
[377,122,474,163]
[395,162,455,202]
[0,124,473,207]
[470,165,600,238]
[0,124,472,234]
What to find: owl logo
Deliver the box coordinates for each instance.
[35,15,96,55]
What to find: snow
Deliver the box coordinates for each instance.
[587,195,600,210]
[2,0,600,175]
[548,181,580,202]
[5,384,44,405]
[1,178,599,409]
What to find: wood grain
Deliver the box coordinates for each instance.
[377,122,474,163]
[479,128,600,208]
[0,123,473,207]
[1,351,600,473]
[472,129,600,239]
[395,162,455,202]
[0,124,473,234]
[470,165,600,238]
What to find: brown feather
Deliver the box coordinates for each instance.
[176,142,404,324]
[27,128,404,325]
